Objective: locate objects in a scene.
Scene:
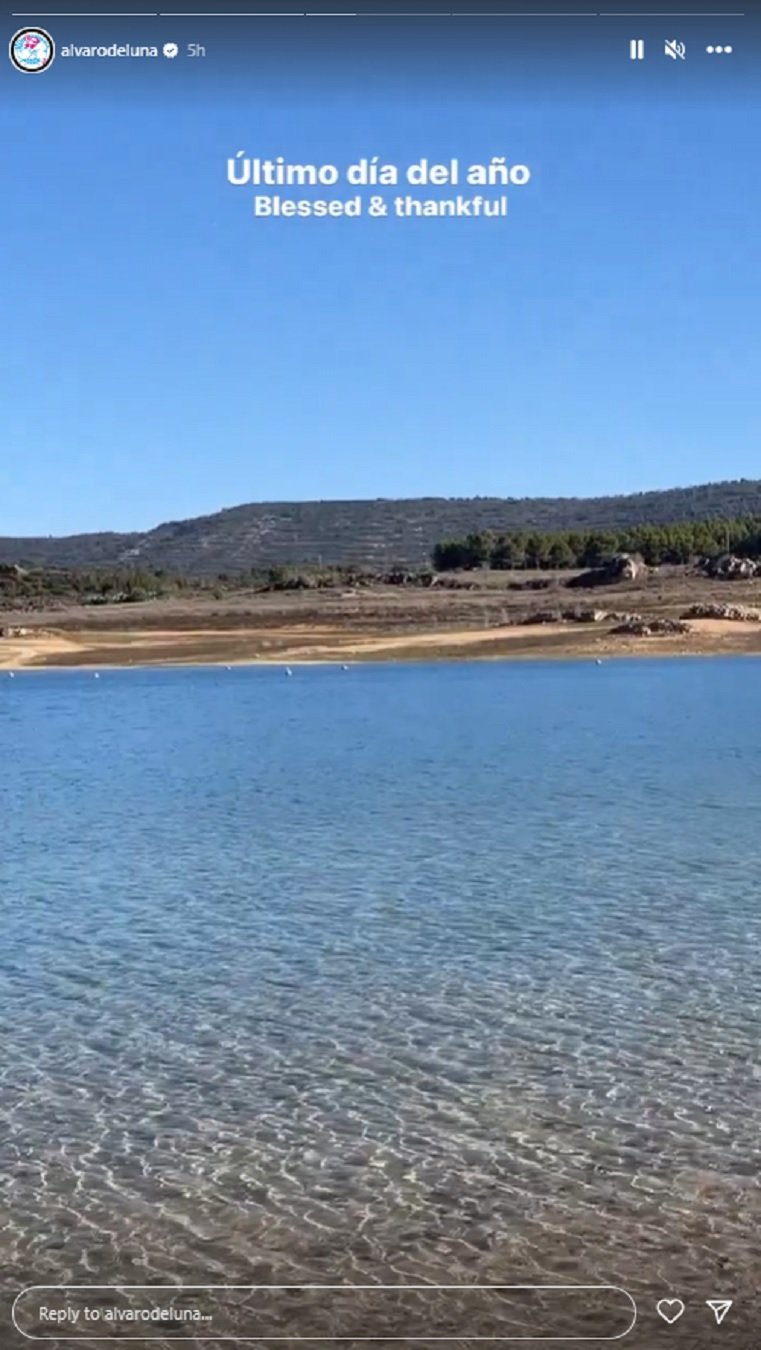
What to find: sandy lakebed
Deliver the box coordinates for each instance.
[2,618,761,671]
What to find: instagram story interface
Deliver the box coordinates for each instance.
[2,0,759,1346]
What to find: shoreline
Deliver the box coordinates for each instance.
[2,617,761,671]
[5,654,761,676]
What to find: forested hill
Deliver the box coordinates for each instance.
[2,480,761,575]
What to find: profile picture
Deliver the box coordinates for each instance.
[9,27,55,73]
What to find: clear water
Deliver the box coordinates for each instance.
[2,661,760,1337]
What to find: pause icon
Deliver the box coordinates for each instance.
[630,38,645,59]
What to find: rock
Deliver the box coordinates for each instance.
[701,554,761,580]
[681,602,761,621]
[507,578,553,592]
[522,609,563,625]
[616,553,646,581]
[611,618,691,637]
[650,618,692,635]
[383,569,416,585]
[566,553,647,589]
[429,575,478,590]
[561,607,609,623]
[523,606,648,626]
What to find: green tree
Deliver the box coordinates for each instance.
[432,540,469,571]
[547,538,576,569]
[581,532,619,567]
[491,533,527,569]
[464,530,494,568]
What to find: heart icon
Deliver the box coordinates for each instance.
[656,1298,685,1325]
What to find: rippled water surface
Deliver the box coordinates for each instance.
[2,661,761,1336]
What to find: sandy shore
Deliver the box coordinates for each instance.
[2,617,761,670]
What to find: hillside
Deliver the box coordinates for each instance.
[2,480,761,575]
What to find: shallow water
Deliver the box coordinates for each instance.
[2,660,760,1342]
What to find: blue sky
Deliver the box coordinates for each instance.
[2,16,758,535]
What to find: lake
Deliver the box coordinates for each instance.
[2,660,760,1340]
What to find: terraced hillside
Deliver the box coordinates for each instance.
[2,480,761,575]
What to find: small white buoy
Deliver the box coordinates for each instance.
[8,671,15,679]
[285,667,293,677]
[93,672,100,679]
[342,664,349,671]
[595,659,603,666]
[225,665,232,671]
